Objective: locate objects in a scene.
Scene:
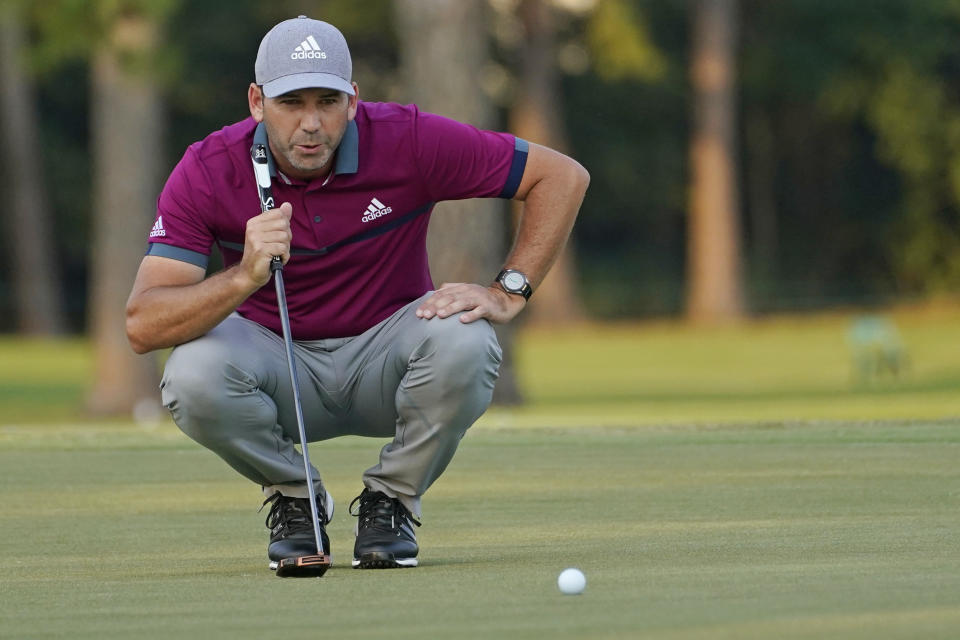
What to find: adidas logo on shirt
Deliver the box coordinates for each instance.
[149,216,166,238]
[361,198,393,223]
[291,36,327,60]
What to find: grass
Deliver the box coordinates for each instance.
[498,304,960,426]
[4,304,960,426]
[2,421,960,639]
[0,338,91,424]
[2,306,960,638]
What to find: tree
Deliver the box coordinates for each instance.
[30,1,179,416]
[508,0,587,326]
[809,3,960,294]
[86,6,169,416]
[0,2,66,335]
[392,0,522,404]
[686,0,745,322]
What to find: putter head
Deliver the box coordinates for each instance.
[275,554,332,578]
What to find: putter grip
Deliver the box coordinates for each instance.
[271,256,283,272]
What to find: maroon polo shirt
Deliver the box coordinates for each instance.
[146,101,528,339]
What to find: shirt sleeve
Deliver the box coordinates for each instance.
[411,109,529,202]
[145,145,215,269]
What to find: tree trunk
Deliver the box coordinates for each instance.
[509,0,587,327]
[745,106,778,307]
[686,0,746,322]
[392,0,522,404]
[86,13,163,416]
[0,5,67,335]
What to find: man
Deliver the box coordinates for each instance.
[126,16,588,571]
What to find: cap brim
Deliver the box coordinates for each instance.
[262,73,355,98]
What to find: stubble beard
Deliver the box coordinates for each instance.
[263,119,342,179]
[285,143,334,175]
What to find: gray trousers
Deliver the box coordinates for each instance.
[160,293,502,516]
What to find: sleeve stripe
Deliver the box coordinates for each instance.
[498,137,529,199]
[145,243,209,269]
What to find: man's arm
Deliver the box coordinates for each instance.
[125,203,294,353]
[415,142,589,324]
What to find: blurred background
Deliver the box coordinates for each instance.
[2,0,960,421]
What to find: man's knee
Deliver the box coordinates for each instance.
[164,339,224,403]
[417,316,502,390]
[161,335,268,443]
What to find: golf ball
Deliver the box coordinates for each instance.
[557,568,586,595]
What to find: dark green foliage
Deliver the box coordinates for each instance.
[10,0,960,329]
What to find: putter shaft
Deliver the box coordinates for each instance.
[252,126,327,564]
[273,261,326,557]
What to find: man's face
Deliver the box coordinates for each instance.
[248,84,358,181]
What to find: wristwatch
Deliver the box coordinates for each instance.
[496,269,533,300]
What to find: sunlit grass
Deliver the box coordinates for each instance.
[3,305,960,426]
[503,305,960,427]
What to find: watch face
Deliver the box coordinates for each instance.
[503,272,525,291]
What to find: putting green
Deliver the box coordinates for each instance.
[1,420,959,639]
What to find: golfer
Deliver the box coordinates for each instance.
[126,16,588,570]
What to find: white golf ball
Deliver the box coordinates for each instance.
[557,568,586,595]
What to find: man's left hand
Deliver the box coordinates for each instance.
[416,282,526,324]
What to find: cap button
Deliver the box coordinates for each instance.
[298,15,307,19]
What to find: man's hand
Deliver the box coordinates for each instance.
[416,282,526,324]
[239,202,293,287]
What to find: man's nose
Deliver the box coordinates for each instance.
[300,108,322,132]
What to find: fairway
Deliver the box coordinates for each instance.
[2,420,960,639]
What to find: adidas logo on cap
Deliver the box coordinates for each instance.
[292,35,327,60]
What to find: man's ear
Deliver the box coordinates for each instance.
[347,82,359,121]
[248,83,265,122]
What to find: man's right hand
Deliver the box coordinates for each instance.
[127,202,294,354]
[240,202,293,287]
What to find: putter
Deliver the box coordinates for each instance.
[251,122,331,578]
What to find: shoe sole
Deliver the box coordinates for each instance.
[270,555,336,571]
[352,552,418,569]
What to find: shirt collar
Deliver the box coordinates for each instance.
[333,120,359,175]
